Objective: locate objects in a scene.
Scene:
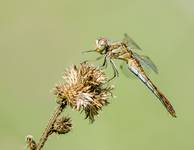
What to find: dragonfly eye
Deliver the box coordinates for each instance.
[96,38,108,52]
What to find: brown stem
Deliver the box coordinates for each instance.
[36,104,66,150]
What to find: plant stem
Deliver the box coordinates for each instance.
[36,104,66,150]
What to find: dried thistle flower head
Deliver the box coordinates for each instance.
[53,116,72,134]
[54,62,114,122]
[26,135,37,150]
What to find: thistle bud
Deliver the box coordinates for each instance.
[53,116,72,134]
[26,135,37,150]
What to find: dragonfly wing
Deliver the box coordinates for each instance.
[120,62,137,79]
[133,52,158,74]
[123,33,142,50]
[123,33,158,73]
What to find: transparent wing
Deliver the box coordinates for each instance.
[133,52,158,74]
[123,33,142,50]
[120,62,137,79]
[119,61,151,79]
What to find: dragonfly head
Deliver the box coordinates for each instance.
[95,38,108,53]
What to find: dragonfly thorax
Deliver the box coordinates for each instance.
[95,38,108,53]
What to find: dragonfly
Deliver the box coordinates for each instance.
[84,33,176,118]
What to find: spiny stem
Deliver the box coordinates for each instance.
[36,104,66,150]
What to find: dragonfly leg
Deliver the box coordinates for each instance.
[108,59,119,82]
[100,55,108,69]
[96,56,103,61]
[83,56,103,63]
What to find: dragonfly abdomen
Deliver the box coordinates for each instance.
[145,78,176,117]
[128,58,176,117]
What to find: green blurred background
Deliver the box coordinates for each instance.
[0,0,194,149]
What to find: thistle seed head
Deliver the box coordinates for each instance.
[54,62,114,122]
